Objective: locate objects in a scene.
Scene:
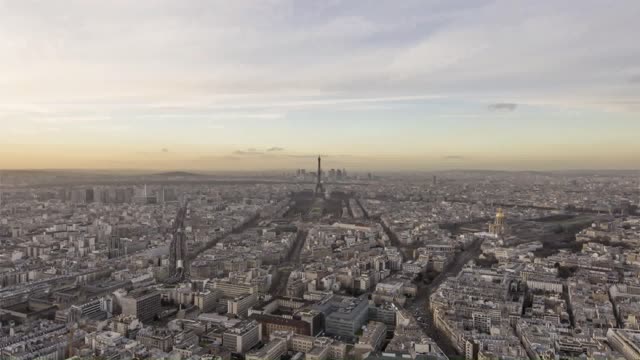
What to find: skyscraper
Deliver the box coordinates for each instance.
[315,156,325,197]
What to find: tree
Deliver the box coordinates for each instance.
[557,265,578,279]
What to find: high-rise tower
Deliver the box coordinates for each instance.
[315,156,325,197]
[108,232,122,259]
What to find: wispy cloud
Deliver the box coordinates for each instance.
[232,148,263,156]
[1,1,639,113]
[443,155,465,160]
[488,103,518,112]
[208,112,285,120]
[286,154,328,159]
[32,116,113,124]
[267,147,285,152]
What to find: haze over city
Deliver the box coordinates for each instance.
[2,0,640,171]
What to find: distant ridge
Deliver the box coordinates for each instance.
[151,171,203,177]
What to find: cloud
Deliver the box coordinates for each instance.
[32,116,113,124]
[488,103,518,112]
[443,155,465,160]
[267,147,285,152]
[286,154,328,159]
[161,148,169,153]
[232,149,263,156]
[3,1,639,114]
[209,112,285,120]
[630,75,640,84]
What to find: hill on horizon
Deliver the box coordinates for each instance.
[151,171,203,177]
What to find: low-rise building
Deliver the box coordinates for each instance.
[120,289,161,323]
[355,321,387,353]
[223,320,261,354]
[607,328,640,360]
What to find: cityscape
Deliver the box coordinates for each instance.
[1,163,640,360]
[2,1,640,360]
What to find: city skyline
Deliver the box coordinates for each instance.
[4,2,640,360]
[2,0,640,170]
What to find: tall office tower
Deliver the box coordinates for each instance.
[115,188,126,203]
[315,156,325,197]
[59,188,68,202]
[125,188,135,203]
[133,185,148,204]
[157,187,165,203]
[70,189,87,204]
[108,232,123,259]
[85,188,95,203]
[96,188,109,203]
[433,175,437,186]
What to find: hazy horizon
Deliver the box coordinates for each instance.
[2,164,640,174]
[2,1,639,170]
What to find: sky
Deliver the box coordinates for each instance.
[1,0,639,171]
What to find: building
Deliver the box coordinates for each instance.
[607,328,640,360]
[402,260,428,275]
[251,313,311,338]
[526,278,563,294]
[245,338,287,360]
[212,279,258,298]
[355,321,387,353]
[223,320,262,354]
[120,290,161,323]
[249,297,322,337]
[69,297,113,322]
[112,315,142,338]
[272,331,347,360]
[306,345,329,360]
[368,302,397,328]
[313,294,368,340]
[194,290,221,313]
[137,327,174,352]
[228,293,258,317]
[488,208,506,237]
[108,234,123,259]
[0,321,69,360]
